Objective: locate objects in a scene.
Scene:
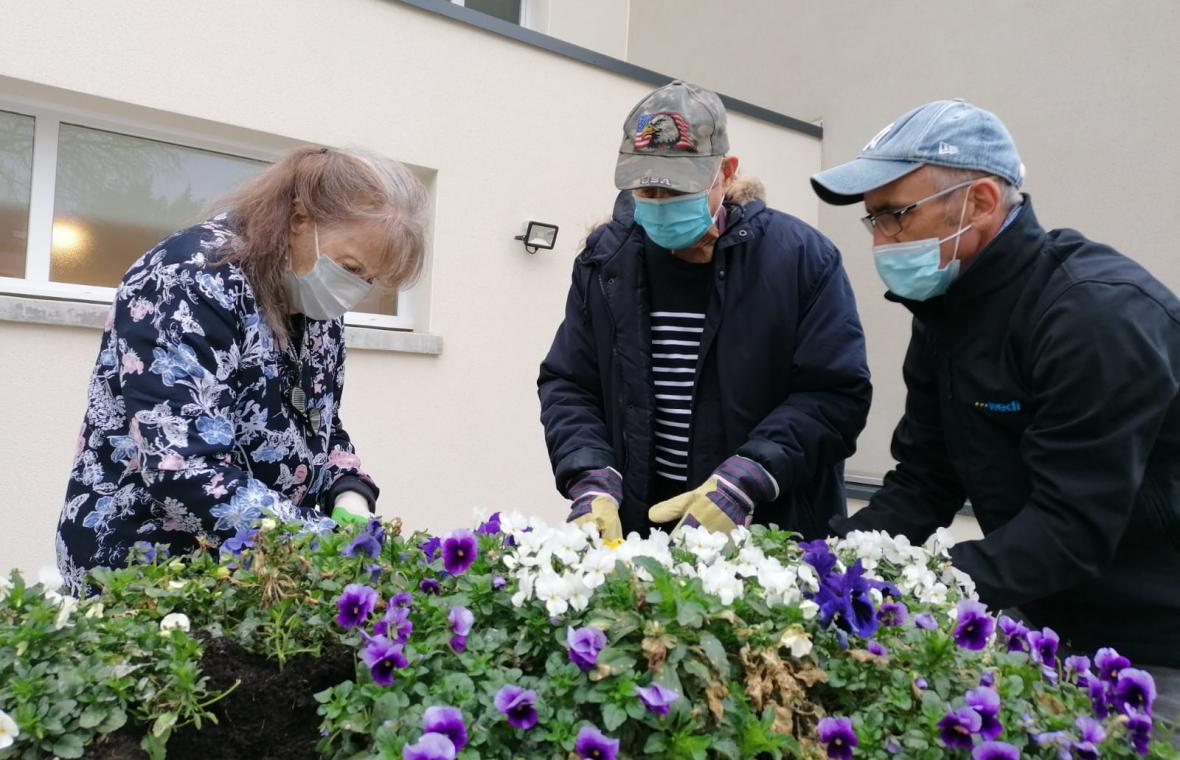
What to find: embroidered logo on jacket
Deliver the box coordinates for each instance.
[973,400,1023,413]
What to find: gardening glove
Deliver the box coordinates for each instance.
[648,455,778,534]
[566,467,624,541]
[331,490,372,527]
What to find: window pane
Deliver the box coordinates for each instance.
[461,0,521,24]
[0,110,35,279]
[51,124,266,289]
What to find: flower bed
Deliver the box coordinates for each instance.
[1,514,1176,759]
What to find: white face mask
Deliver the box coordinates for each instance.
[283,224,373,320]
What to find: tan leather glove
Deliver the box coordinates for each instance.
[567,467,624,541]
[648,455,778,534]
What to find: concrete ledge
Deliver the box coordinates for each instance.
[0,294,443,356]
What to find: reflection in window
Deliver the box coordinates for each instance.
[0,110,35,280]
[50,124,266,289]
[458,0,521,24]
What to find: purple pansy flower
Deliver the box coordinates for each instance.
[953,600,994,650]
[1065,654,1091,683]
[335,583,378,629]
[574,724,619,760]
[476,512,502,536]
[567,626,607,672]
[374,605,413,644]
[343,531,382,558]
[494,684,539,730]
[1113,668,1156,716]
[884,738,902,754]
[966,687,1003,740]
[938,706,982,749]
[798,538,838,577]
[635,682,679,715]
[419,535,441,561]
[1095,647,1130,683]
[360,634,408,686]
[448,606,474,637]
[1088,675,1111,719]
[419,577,441,595]
[422,706,467,752]
[1028,627,1059,666]
[914,677,928,691]
[972,741,1019,760]
[913,611,938,630]
[448,606,474,653]
[997,615,1030,653]
[867,641,888,657]
[402,732,455,760]
[492,575,507,590]
[979,670,996,688]
[1125,708,1153,755]
[442,530,478,575]
[817,716,857,760]
[221,527,258,558]
[1072,715,1105,760]
[878,600,908,627]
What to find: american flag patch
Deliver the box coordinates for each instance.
[633,112,696,151]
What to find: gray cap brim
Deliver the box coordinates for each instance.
[810,157,924,206]
[615,152,723,193]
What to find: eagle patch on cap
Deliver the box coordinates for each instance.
[634,112,696,151]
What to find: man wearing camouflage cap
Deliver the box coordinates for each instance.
[814,99,1180,718]
[538,81,871,541]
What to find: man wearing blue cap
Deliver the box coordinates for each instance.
[813,99,1180,719]
[539,81,871,543]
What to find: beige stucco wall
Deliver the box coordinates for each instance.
[626,0,1180,482]
[0,0,819,575]
[529,0,631,60]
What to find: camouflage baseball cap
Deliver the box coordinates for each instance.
[615,80,729,194]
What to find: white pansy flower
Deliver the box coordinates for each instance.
[160,612,191,634]
[511,571,535,608]
[84,602,105,619]
[54,595,77,630]
[780,625,813,658]
[259,517,277,531]
[699,562,743,606]
[167,580,186,590]
[534,573,570,617]
[566,574,592,611]
[37,566,64,592]
[800,599,820,620]
[0,709,19,749]
[926,527,957,557]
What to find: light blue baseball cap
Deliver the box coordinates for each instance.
[811,99,1025,206]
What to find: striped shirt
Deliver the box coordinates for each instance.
[644,243,714,500]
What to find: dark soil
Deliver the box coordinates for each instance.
[82,636,356,760]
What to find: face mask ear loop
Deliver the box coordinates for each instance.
[951,188,970,266]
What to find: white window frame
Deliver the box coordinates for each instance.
[0,93,417,331]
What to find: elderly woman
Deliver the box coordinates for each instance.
[56,146,427,593]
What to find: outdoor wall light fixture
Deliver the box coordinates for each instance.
[515,221,559,254]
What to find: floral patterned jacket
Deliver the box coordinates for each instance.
[57,217,375,593]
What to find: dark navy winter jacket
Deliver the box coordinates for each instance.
[538,193,871,539]
[837,199,1180,666]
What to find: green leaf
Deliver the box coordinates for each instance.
[601,702,627,732]
[676,601,705,629]
[697,631,728,673]
[51,734,86,759]
[78,705,107,729]
[152,711,178,737]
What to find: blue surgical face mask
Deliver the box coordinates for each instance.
[633,171,723,250]
[872,190,972,301]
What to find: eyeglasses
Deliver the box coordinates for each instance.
[860,177,981,236]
